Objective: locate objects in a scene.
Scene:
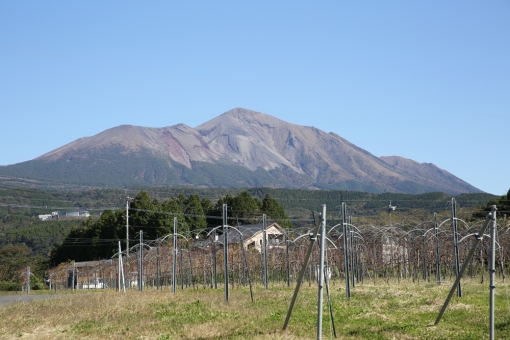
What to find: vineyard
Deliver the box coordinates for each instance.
[9,195,509,339]
[45,199,507,301]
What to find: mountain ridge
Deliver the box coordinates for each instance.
[0,108,482,194]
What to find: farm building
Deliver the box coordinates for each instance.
[225,222,286,252]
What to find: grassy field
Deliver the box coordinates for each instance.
[1,279,510,339]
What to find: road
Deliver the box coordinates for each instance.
[0,293,63,306]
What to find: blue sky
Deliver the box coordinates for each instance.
[1,1,508,195]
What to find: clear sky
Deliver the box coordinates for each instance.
[1,1,508,195]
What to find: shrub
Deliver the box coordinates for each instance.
[0,281,22,291]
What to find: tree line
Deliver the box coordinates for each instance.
[0,184,503,290]
[49,190,291,264]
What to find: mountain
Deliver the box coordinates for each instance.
[0,108,482,194]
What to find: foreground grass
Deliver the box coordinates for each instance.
[1,279,510,339]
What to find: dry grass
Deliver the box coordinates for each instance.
[1,279,510,339]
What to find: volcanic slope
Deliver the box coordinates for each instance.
[0,108,481,194]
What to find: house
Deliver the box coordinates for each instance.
[226,222,286,252]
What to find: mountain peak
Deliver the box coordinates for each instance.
[223,107,263,117]
[0,108,483,194]
[197,108,279,130]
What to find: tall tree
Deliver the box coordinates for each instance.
[231,191,262,224]
[161,197,188,235]
[262,194,293,228]
[184,194,207,235]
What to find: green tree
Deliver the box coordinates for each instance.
[50,211,125,264]
[161,198,188,235]
[184,194,207,235]
[213,191,264,226]
[0,244,31,282]
[261,194,293,228]
[231,191,262,224]
[130,190,165,239]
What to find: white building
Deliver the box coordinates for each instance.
[38,211,90,220]
[227,222,286,252]
[38,214,53,221]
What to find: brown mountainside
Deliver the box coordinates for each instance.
[4,108,481,194]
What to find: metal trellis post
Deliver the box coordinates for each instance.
[223,204,229,302]
[451,198,461,297]
[342,202,350,299]
[286,229,291,287]
[173,217,177,294]
[434,213,441,284]
[72,261,75,292]
[213,229,217,289]
[26,266,30,295]
[283,211,322,330]
[489,205,497,340]
[263,214,268,289]
[139,230,143,292]
[317,205,326,339]
[435,209,493,325]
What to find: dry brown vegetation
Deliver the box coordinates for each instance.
[2,279,510,339]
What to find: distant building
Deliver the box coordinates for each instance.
[38,211,90,220]
[52,211,90,218]
[38,214,53,221]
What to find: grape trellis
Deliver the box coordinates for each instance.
[46,201,506,295]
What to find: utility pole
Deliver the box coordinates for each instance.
[126,196,133,256]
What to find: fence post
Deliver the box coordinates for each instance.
[452,198,461,297]
[263,214,268,289]
[342,202,350,299]
[173,217,177,293]
[489,205,497,340]
[223,204,229,302]
[317,205,326,339]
